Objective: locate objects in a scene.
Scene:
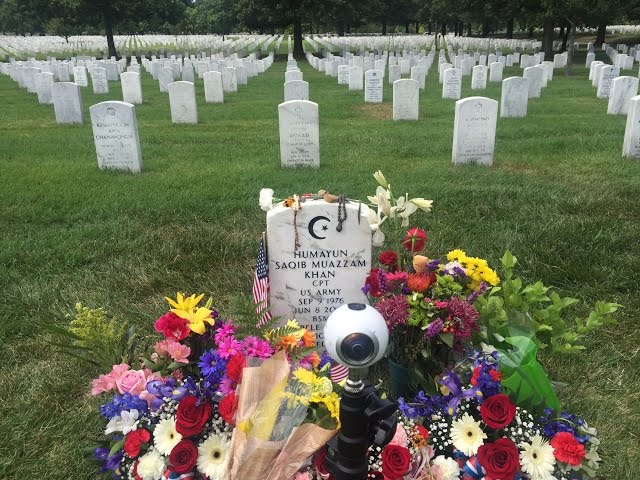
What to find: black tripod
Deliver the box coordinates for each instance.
[325,368,398,480]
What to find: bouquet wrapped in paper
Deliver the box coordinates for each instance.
[229,350,339,480]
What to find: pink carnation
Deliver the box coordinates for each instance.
[154,339,191,364]
[389,424,409,447]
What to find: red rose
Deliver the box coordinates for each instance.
[226,353,245,384]
[378,250,398,269]
[477,438,520,480]
[402,227,426,252]
[219,392,237,425]
[480,394,516,429]
[381,444,411,479]
[176,395,211,437]
[154,312,190,341]
[169,439,198,474]
[550,432,586,466]
[124,428,150,458]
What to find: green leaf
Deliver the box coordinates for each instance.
[497,336,561,413]
[109,438,125,458]
[439,332,454,348]
[40,322,83,340]
[501,250,517,269]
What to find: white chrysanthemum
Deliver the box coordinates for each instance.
[197,435,230,479]
[450,413,487,456]
[153,417,182,456]
[520,434,556,480]
[137,449,166,480]
[432,455,460,480]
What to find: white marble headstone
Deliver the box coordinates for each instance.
[285,70,303,82]
[91,67,109,94]
[35,72,54,104]
[168,81,198,124]
[222,67,238,93]
[393,79,419,121]
[121,72,143,105]
[523,66,543,98]
[52,82,83,124]
[500,77,529,118]
[607,76,639,115]
[388,65,401,85]
[337,65,350,85]
[349,66,363,91]
[284,80,309,102]
[623,95,640,159]
[442,68,462,100]
[90,101,142,173]
[471,65,487,90]
[278,100,320,168]
[158,67,174,93]
[489,62,503,82]
[73,66,88,87]
[597,66,620,99]
[452,96,498,166]
[267,199,372,348]
[364,69,383,103]
[203,71,224,103]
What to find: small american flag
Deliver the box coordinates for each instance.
[253,235,272,327]
[330,362,350,383]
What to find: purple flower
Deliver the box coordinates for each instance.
[447,297,479,339]
[425,318,444,337]
[374,294,410,329]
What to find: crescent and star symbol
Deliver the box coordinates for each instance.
[308,215,330,240]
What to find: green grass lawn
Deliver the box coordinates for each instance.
[0,51,638,478]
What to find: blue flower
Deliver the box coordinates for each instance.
[198,349,227,378]
[100,393,148,419]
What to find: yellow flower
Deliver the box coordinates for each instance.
[165,292,204,312]
[293,368,315,386]
[165,292,213,335]
[286,319,300,329]
[447,249,467,262]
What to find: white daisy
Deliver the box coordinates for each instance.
[153,417,182,456]
[104,409,139,435]
[136,449,166,480]
[432,455,460,480]
[197,435,230,479]
[520,434,556,480]
[450,413,487,456]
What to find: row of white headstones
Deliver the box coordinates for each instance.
[0,34,282,60]
[587,46,640,158]
[0,51,277,173]
[276,44,564,168]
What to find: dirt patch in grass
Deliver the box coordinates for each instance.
[354,103,393,120]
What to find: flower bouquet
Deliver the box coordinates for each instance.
[363,172,500,396]
[394,349,602,480]
[90,293,340,480]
